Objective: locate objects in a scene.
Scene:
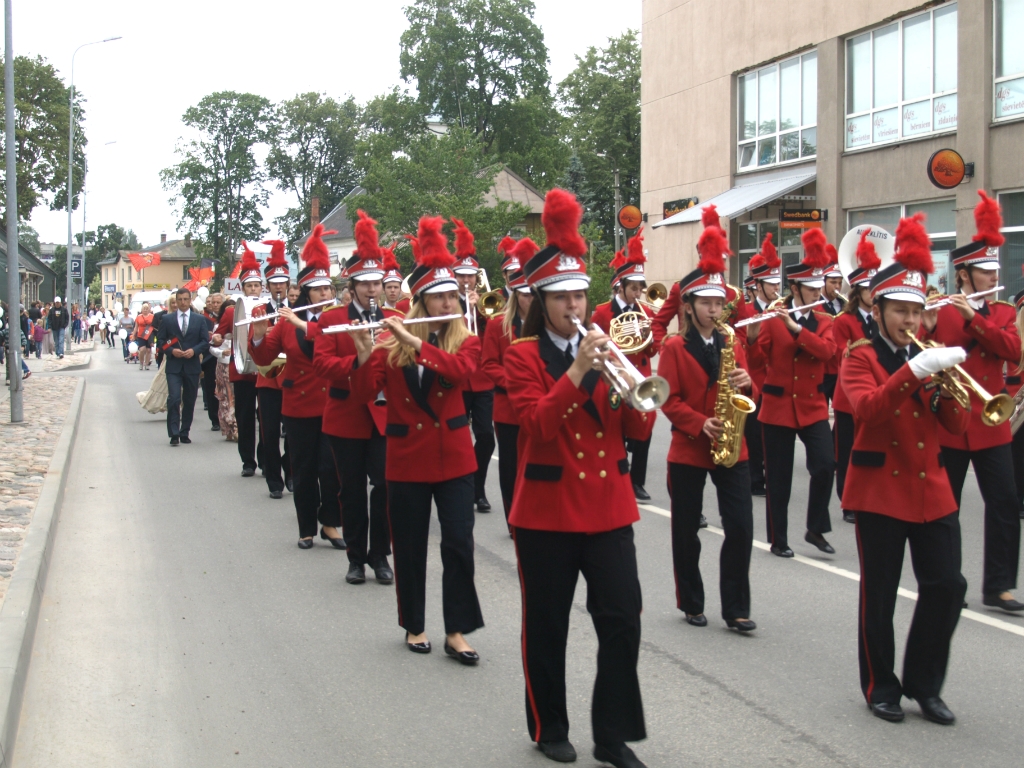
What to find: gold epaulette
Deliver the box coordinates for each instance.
[813,311,832,319]
[387,308,406,317]
[512,336,539,345]
[846,338,873,356]
[989,300,1014,309]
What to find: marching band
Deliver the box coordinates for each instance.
[192,185,1024,767]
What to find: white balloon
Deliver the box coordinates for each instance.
[197,286,210,299]
[0,306,4,319]
[118,329,128,340]
[114,302,123,312]
[128,342,139,354]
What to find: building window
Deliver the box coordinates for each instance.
[845,3,958,150]
[737,220,810,285]
[999,191,1024,298]
[847,199,956,292]
[183,265,191,280]
[996,0,1024,119]
[737,51,817,171]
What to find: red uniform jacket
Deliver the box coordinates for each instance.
[459,296,493,392]
[313,303,402,439]
[481,314,522,425]
[651,281,748,353]
[831,310,875,414]
[840,337,969,522]
[924,301,1020,451]
[254,300,286,391]
[504,334,649,533]
[214,304,257,384]
[591,300,657,441]
[747,302,835,429]
[349,335,480,483]
[820,296,845,378]
[249,317,327,419]
[395,297,411,314]
[660,330,758,469]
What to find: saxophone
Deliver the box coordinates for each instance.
[711,321,758,467]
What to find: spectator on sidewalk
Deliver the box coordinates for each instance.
[48,297,70,359]
[32,319,45,359]
[118,307,134,361]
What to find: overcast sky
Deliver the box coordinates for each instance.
[13,0,640,250]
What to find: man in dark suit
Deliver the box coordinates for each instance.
[158,288,209,446]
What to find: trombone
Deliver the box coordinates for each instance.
[637,282,668,312]
[569,315,668,412]
[909,336,1014,426]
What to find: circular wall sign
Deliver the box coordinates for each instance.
[927,149,966,189]
[617,205,643,230]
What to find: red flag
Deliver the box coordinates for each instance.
[188,265,215,286]
[183,278,200,292]
[127,251,161,271]
[229,260,242,279]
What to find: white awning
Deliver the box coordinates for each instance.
[653,168,816,228]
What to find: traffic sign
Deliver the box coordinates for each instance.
[70,258,83,279]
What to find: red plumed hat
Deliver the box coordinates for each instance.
[404,234,422,262]
[416,215,455,269]
[609,249,625,270]
[382,244,400,272]
[511,237,538,263]
[239,240,260,272]
[761,232,780,268]
[452,218,476,258]
[894,213,934,274]
[625,227,645,265]
[748,253,766,271]
[697,225,729,275]
[300,224,335,273]
[354,210,383,259]
[497,236,517,255]
[800,228,830,268]
[856,229,882,272]
[541,189,587,257]
[701,204,721,231]
[973,190,1005,248]
[825,243,838,263]
[262,239,287,267]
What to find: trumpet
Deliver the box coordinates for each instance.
[235,298,338,325]
[321,313,463,335]
[925,286,1003,310]
[569,315,669,412]
[909,336,1014,426]
[732,298,828,328]
[477,290,507,317]
[640,282,668,311]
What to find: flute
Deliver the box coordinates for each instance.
[321,313,463,335]
[235,298,337,325]
[733,299,828,328]
[925,286,1003,310]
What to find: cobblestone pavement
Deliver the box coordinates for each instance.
[0,376,79,604]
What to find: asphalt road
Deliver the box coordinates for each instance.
[12,347,1024,767]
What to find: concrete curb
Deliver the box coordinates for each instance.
[0,377,86,768]
[52,354,91,372]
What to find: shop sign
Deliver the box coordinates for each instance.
[779,209,826,230]
[617,205,643,230]
[103,284,116,293]
[662,197,698,219]
[927,148,966,189]
[996,77,1024,119]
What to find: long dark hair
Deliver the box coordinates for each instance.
[218,298,236,321]
[521,291,591,338]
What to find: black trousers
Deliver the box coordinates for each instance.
[833,410,855,505]
[463,389,496,499]
[201,356,219,426]
[626,437,651,487]
[387,475,483,636]
[514,525,645,746]
[762,419,834,548]
[854,511,966,704]
[668,462,753,620]
[233,380,258,471]
[326,429,390,565]
[495,422,520,523]
[1012,427,1024,512]
[942,444,1021,595]
[822,372,838,405]
[744,399,765,487]
[165,369,200,438]
[282,416,341,539]
[258,388,287,493]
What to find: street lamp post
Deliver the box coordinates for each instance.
[66,36,120,308]
[5,0,22,421]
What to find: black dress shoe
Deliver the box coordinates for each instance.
[406,632,431,654]
[770,545,794,558]
[444,640,479,665]
[805,531,835,554]
[241,467,255,477]
[538,739,577,763]
[684,613,707,627]
[843,512,856,524]
[285,477,294,492]
[632,484,651,501]
[726,618,757,633]
[297,538,314,550]
[476,497,492,513]
[982,593,1024,612]
[210,424,220,431]
[913,696,955,725]
[369,556,394,584]
[750,482,766,497]
[320,528,346,549]
[699,514,708,529]
[346,562,366,584]
[169,436,179,446]
[269,489,283,499]
[179,435,191,444]
[868,701,905,722]
[593,742,646,768]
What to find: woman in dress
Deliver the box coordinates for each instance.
[213,299,238,440]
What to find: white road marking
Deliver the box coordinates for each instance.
[637,503,1024,638]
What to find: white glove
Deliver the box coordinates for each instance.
[908,346,968,380]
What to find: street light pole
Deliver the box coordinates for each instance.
[613,168,622,254]
[5,0,22,421]
[66,35,120,308]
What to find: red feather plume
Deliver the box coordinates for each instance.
[800,228,830,269]
[300,224,337,272]
[511,237,538,262]
[856,230,881,271]
[404,234,422,262]
[825,243,838,264]
[894,213,934,275]
[416,216,455,269]
[354,210,383,259]
[701,204,721,231]
[541,189,587,257]
[760,232,779,268]
[452,218,476,258]
[261,239,288,268]
[497,236,517,255]
[973,190,1005,248]
[609,249,625,270]
[697,226,730,275]
[748,254,766,271]
[382,243,400,272]
[625,227,645,265]
[238,241,260,272]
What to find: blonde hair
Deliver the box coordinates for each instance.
[381,296,470,369]
[501,290,527,339]
[1015,305,1024,372]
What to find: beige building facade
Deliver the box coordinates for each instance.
[642,0,1024,297]
[98,236,198,311]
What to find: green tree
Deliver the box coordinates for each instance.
[266,92,362,250]
[18,223,41,256]
[558,30,641,246]
[161,92,273,278]
[0,55,87,222]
